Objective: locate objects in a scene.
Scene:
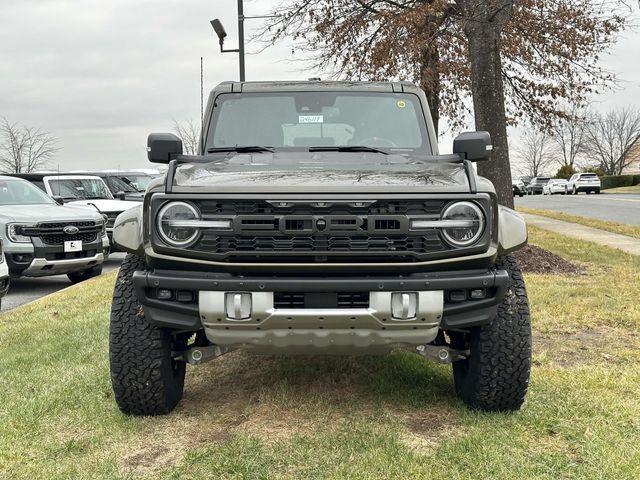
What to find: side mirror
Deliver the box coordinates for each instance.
[453,131,492,162]
[147,133,183,164]
[52,195,64,205]
[115,191,126,200]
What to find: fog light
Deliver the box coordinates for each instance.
[469,289,486,300]
[449,290,466,302]
[157,288,173,300]
[225,292,252,320]
[391,292,418,320]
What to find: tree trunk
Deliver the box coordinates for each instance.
[463,2,514,208]
[419,39,440,135]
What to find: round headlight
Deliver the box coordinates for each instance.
[157,201,200,247]
[440,201,485,247]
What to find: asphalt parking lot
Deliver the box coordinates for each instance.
[515,193,640,225]
[1,253,125,312]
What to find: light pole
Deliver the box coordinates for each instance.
[211,1,278,82]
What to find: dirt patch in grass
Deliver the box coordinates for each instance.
[514,245,585,275]
[533,326,640,367]
[399,407,461,454]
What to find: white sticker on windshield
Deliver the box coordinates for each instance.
[298,115,324,124]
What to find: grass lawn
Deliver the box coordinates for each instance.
[603,185,640,194]
[518,206,640,240]
[1,229,640,479]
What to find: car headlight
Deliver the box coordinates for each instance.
[157,201,203,247]
[440,201,485,247]
[7,223,34,243]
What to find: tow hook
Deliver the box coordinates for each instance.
[178,345,229,365]
[415,344,469,364]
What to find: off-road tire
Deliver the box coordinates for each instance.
[451,254,531,412]
[109,254,186,416]
[67,264,103,284]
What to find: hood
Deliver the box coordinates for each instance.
[171,151,471,194]
[0,203,103,223]
[65,199,140,213]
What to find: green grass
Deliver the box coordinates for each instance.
[603,185,640,194]
[518,206,640,239]
[1,230,640,479]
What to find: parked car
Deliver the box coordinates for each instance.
[526,177,551,195]
[70,171,153,202]
[542,179,568,195]
[0,243,10,308]
[108,80,532,416]
[0,176,108,283]
[9,173,139,247]
[567,173,601,194]
[512,178,525,197]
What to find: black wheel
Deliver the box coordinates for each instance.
[67,264,103,283]
[109,254,186,416]
[573,186,577,195]
[450,255,531,412]
[595,189,601,194]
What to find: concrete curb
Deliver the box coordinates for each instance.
[521,213,640,256]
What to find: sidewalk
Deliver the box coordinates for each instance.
[521,213,640,256]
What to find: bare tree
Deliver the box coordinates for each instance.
[514,128,555,177]
[172,119,200,155]
[0,118,60,173]
[551,105,588,169]
[584,108,640,175]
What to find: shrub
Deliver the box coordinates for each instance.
[600,175,640,190]
[555,165,577,179]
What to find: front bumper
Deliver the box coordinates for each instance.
[6,234,109,278]
[133,268,509,351]
[21,252,105,277]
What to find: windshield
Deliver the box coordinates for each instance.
[206,92,430,154]
[107,175,139,193]
[0,179,55,206]
[47,178,113,200]
[120,174,151,191]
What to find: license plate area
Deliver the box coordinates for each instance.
[64,240,82,252]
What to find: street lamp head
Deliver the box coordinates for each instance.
[210,19,227,45]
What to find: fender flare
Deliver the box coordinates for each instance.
[497,205,527,254]
[113,204,145,256]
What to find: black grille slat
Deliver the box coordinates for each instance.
[22,221,101,246]
[274,292,370,309]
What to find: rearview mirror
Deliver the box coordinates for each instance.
[115,191,126,200]
[147,133,183,164]
[453,131,492,162]
[52,195,64,205]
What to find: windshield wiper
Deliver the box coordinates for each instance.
[207,145,275,153]
[308,145,389,155]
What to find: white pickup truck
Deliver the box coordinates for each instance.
[0,176,109,283]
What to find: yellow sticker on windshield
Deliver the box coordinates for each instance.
[397,100,406,109]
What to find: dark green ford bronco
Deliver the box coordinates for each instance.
[109,81,531,415]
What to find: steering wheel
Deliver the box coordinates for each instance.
[357,137,398,148]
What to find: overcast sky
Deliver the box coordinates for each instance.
[0,0,638,172]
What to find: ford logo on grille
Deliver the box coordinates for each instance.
[63,225,80,235]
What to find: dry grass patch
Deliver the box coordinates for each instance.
[518,206,640,239]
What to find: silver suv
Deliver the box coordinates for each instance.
[0,176,109,283]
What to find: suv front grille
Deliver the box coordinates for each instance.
[151,197,492,264]
[22,221,101,246]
